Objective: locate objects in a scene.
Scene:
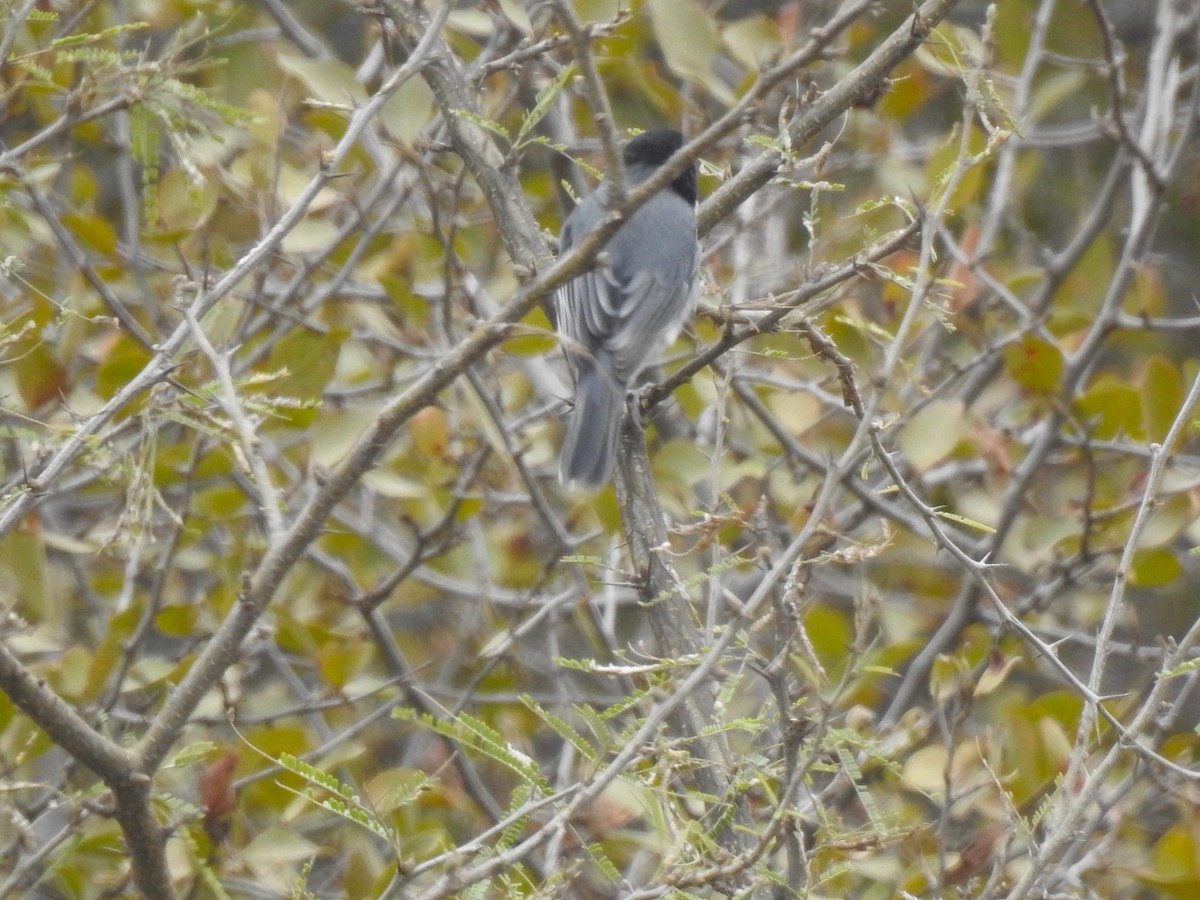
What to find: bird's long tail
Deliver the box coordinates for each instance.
[559,365,624,490]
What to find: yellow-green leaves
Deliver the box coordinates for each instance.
[897,399,966,472]
[1004,336,1063,396]
[648,0,730,103]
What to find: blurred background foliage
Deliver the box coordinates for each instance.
[3,0,1200,897]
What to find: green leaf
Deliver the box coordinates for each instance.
[1141,355,1184,443]
[276,52,366,105]
[516,66,573,147]
[379,77,435,144]
[370,768,434,814]
[929,653,966,704]
[49,21,148,48]
[897,399,966,472]
[933,510,997,535]
[392,708,548,790]
[96,334,152,400]
[649,0,732,103]
[521,695,599,761]
[169,742,219,768]
[258,327,347,427]
[272,753,394,841]
[242,826,323,866]
[1076,373,1143,439]
[1160,656,1200,681]
[1003,336,1063,395]
[1130,546,1181,588]
[155,604,199,638]
[61,211,117,256]
[130,103,160,226]
[721,14,781,72]
[504,324,557,356]
[450,108,510,141]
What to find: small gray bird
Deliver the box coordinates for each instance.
[555,128,700,489]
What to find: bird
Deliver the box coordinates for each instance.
[554,128,700,490]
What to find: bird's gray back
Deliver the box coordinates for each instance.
[557,180,698,385]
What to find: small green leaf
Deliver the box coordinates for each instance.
[721,14,781,72]
[169,742,220,768]
[649,0,732,103]
[276,52,366,104]
[1076,373,1142,439]
[156,604,199,638]
[504,325,557,356]
[1003,336,1063,395]
[1160,656,1200,681]
[929,653,966,703]
[450,108,510,141]
[516,66,573,146]
[61,211,117,256]
[1141,355,1184,443]
[933,510,997,534]
[1130,546,1181,588]
[897,399,966,472]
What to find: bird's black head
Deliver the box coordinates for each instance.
[622,128,697,206]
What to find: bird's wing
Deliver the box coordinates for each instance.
[599,192,698,383]
[555,189,697,384]
[604,268,696,384]
[555,262,616,368]
[554,195,606,364]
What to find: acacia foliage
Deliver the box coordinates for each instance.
[3,0,1200,897]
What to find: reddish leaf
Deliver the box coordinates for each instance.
[200,749,239,844]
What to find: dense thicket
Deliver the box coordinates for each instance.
[3,1,1200,897]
